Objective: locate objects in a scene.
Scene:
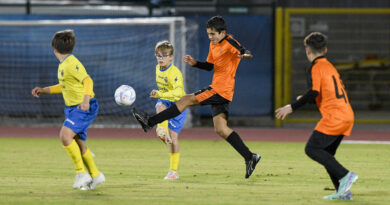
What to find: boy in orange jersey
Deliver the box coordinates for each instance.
[275,32,357,200]
[132,16,261,179]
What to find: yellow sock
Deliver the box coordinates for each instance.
[157,120,169,135]
[169,153,180,172]
[63,140,85,173]
[82,148,100,178]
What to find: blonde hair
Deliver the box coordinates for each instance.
[155,40,174,55]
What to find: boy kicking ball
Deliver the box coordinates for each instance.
[132,16,261,179]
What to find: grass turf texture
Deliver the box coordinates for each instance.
[0,137,389,205]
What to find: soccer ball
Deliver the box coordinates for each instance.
[114,85,136,106]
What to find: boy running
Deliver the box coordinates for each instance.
[275,32,357,200]
[132,16,261,179]
[32,29,105,190]
[152,40,187,180]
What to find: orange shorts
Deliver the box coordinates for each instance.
[195,87,217,103]
[194,87,230,117]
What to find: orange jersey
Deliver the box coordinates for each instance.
[206,35,245,101]
[310,57,354,136]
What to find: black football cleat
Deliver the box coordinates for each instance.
[245,153,261,179]
[131,107,152,132]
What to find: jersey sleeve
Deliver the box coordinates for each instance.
[206,43,214,64]
[230,45,241,56]
[67,63,89,82]
[227,37,246,55]
[311,65,322,92]
[291,90,319,110]
[83,76,94,96]
[48,84,62,94]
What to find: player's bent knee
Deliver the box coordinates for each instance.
[156,104,167,113]
[59,126,76,146]
[60,135,73,146]
[172,138,179,146]
[304,145,316,159]
[214,126,229,138]
[214,128,223,137]
[186,94,198,104]
[177,94,197,110]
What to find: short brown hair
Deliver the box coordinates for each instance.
[304,32,327,54]
[206,16,226,33]
[51,29,76,54]
[155,40,174,55]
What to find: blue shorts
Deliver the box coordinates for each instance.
[155,99,187,134]
[63,98,99,141]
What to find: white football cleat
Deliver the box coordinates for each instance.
[164,170,179,180]
[89,172,106,190]
[156,126,172,145]
[72,172,92,189]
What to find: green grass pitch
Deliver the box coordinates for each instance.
[0,137,389,205]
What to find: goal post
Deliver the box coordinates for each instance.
[0,17,199,127]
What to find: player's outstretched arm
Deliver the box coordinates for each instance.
[184,54,214,71]
[275,104,292,120]
[32,84,62,98]
[31,86,50,98]
[183,55,197,66]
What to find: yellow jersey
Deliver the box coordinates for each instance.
[155,64,185,102]
[58,54,94,106]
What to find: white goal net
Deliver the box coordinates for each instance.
[0,17,200,127]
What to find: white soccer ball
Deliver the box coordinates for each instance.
[114,85,136,106]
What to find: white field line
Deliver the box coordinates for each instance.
[342,140,390,145]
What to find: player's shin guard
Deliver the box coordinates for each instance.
[157,120,169,129]
[226,131,252,161]
[157,120,171,144]
[82,148,100,178]
[149,104,181,126]
[169,153,180,172]
[157,120,170,136]
[63,140,85,173]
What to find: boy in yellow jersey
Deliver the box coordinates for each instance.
[150,41,187,180]
[31,30,105,190]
